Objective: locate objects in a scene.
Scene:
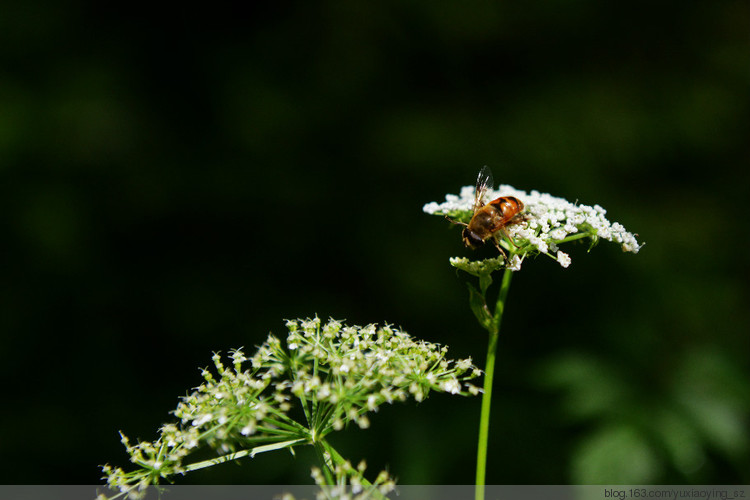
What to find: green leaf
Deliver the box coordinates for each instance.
[650,407,704,474]
[534,352,630,422]
[479,272,493,295]
[670,348,750,458]
[466,282,493,333]
[572,424,660,484]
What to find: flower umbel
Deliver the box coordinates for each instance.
[101,318,478,499]
[424,181,642,269]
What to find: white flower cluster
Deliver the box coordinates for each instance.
[283,317,480,415]
[101,318,478,499]
[448,256,506,276]
[424,183,641,269]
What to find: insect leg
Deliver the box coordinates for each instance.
[499,227,520,249]
[444,215,468,227]
[491,237,508,259]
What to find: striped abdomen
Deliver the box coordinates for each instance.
[486,196,524,224]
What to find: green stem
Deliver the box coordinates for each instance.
[474,330,498,500]
[475,266,513,500]
[314,439,336,485]
[182,437,307,473]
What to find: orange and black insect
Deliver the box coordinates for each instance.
[451,166,525,256]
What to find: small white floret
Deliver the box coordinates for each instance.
[556,251,571,268]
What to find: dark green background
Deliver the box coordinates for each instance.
[1,0,748,486]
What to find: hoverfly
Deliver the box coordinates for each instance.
[451,166,525,257]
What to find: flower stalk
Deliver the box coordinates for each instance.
[424,170,641,499]
[475,265,513,499]
[452,255,514,500]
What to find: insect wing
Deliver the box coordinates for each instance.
[473,166,494,211]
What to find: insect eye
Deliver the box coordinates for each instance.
[462,228,485,249]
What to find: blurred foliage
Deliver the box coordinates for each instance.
[536,347,750,483]
[1,0,748,486]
